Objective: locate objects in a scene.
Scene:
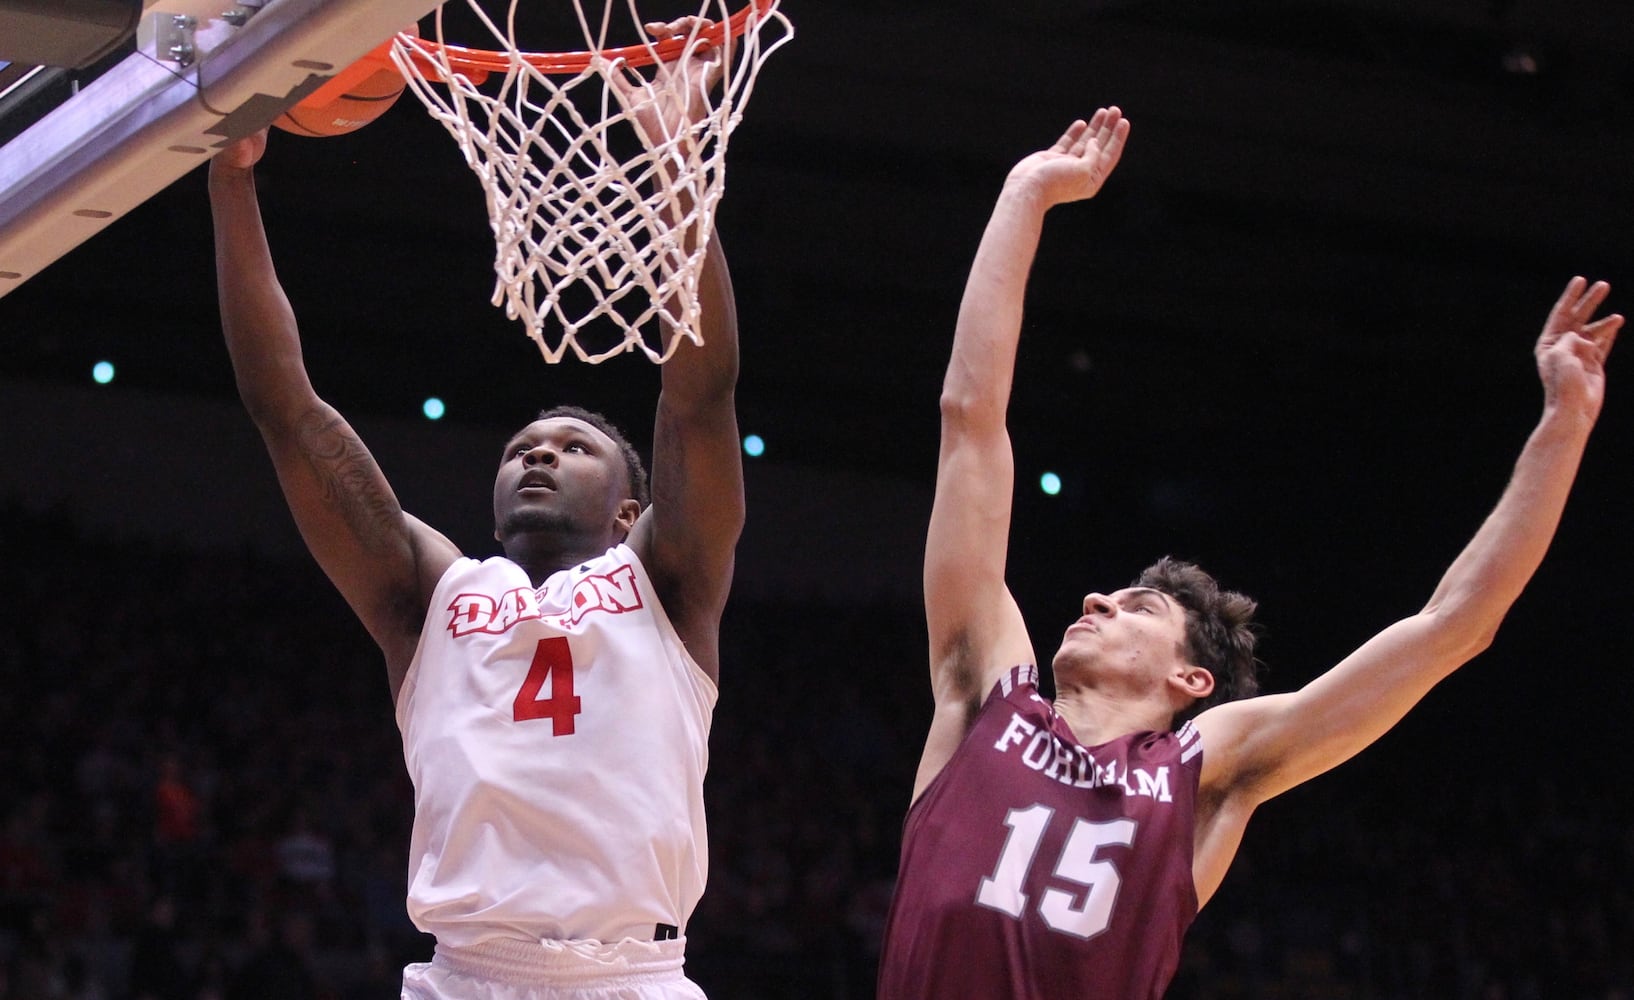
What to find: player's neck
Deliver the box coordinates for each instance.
[1052,685,1175,746]
[502,531,617,587]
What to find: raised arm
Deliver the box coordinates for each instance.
[913,111,1130,802]
[1196,277,1622,819]
[633,232,742,686]
[617,20,745,684]
[209,132,458,698]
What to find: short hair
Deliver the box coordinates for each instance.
[535,405,650,508]
[1132,556,1261,722]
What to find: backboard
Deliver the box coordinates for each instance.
[0,0,444,299]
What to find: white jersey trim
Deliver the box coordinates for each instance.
[431,937,689,986]
[1176,719,1203,764]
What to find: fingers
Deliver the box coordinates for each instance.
[643,16,722,85]
[1086,107,1127,159]
[644,19,687,40]
[1055,120,1089,155]
[1082,107,1129,180]
[606,57,640,99]
[1554,275,1611,323]
[1575,278,1612,318]
[1544,313,1621,379]
[1554,330,1613,373]
[1584,312,1625,353]
[1544,276,1618,357]
[1100,115,1130,167]
[1061,106,1127,159]
[1553,275,1587,314]
[644,16,717,52]
[215,131,268,172]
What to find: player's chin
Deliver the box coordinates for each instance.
[498,507,573,538]
[1050,638,1090,675]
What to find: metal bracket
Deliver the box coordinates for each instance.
[153,12,198,66]
[219,1,265,28]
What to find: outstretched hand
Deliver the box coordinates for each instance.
[1006,107,1130,209]
[214,129,269,173]
[609,17,725,153]
[1536,276,1622,419]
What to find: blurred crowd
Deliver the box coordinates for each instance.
[1,503,1631,999]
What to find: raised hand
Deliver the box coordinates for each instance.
[1536,276,1622,419]
[214,128,269,173]
[609,17,725,153]
[1006,107,1130,210]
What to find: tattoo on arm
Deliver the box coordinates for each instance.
[295,409,406,557]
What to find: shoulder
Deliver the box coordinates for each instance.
[1146,720,1206,777]
[1189,691,1300,801]
[970,663,1049,733]
[621,525,726,679]
[403,514,464,596]
[989,663,1041,704]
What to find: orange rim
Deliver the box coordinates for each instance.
[401,0,775,78]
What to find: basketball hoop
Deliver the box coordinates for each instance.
[388,0,791,364]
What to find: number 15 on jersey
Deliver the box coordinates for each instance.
[976,804,1138,940]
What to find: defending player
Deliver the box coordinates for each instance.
[208,23,741,1000]
[876,108,1621,998]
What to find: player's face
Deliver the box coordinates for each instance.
[1052,586,1192,688]
[493,417,632,542]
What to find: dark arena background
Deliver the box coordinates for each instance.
[3,1,1634,997]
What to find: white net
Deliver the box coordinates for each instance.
[389,0,791,363]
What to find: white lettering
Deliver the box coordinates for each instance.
[989,715,1175,804]
[1022,731,1054,771]
[446,563,645,637]
[565,565,645,625]
[593,566,641,609]
[1042,740,1077,783]
[493,587,539,631]
[1134,767,1172,803]
[446,593,498,637]
[1068,747,1097,788]
[994,713,1038,752]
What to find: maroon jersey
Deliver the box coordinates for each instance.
[878,664,1202,1000]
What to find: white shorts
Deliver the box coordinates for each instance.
[401,936,707,1000]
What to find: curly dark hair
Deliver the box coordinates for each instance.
[1132,556,1261,723]
[534,405,650,508]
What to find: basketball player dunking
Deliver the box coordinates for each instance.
[876,108,1621,999]
[209,22,741,1000]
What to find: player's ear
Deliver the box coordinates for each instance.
[614,498,641,539]
[1175,664,1214,701]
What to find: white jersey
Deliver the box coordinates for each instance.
[397,545,717,947]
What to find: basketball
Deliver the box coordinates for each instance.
[273,27,416,138]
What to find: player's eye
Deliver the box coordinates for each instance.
[565,441,590,454]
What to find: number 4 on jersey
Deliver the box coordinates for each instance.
[513,637,582,735]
